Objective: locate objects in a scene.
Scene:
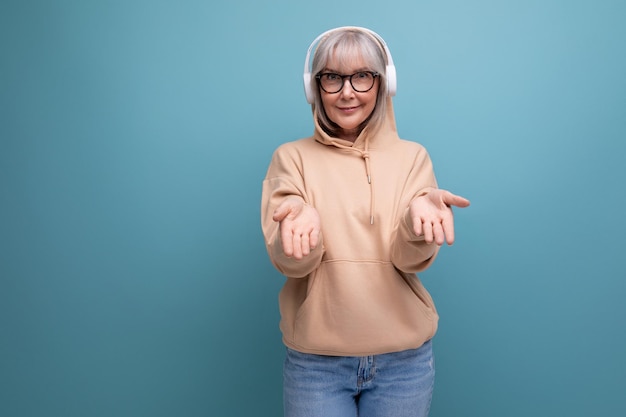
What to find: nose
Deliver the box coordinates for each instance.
[339,78,356,98]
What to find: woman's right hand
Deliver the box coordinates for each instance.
[272,197,321,260]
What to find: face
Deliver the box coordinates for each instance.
[320,52,379,142]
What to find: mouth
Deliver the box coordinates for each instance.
[338,106,359,113]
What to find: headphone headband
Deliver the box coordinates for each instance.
[303,26,397,104]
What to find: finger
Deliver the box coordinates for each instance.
[442,214,456,245]
[432,222,445,246]
[273,202,289,222]
[422,221,434,244]
[300,233,311,257]
[281,226,294,257]
[443,192,470,208]
[309,228,320,250]
[412,215,424,237]
[291,233,303,260]
[279,220,295,257]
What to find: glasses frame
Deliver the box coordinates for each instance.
[315,71,379,94]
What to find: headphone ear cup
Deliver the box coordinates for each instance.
[303,72,314,104]
[386,64,397,96]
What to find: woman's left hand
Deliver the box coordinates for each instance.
[408,188,470,246]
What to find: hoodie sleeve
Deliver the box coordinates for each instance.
[261,143,324,278]
[390,144,440,273]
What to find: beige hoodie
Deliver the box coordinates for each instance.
[261,98,440,356]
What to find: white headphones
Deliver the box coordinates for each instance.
[303,26,397,104]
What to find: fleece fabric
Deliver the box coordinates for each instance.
[261,97,441,356]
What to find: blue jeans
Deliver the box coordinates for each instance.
[283,340,435,417]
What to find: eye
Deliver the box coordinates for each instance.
[354,72,370,79]
[324,73,341,81]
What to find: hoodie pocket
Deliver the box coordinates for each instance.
[291,260,438,353]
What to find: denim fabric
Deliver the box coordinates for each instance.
[283,340,434,417]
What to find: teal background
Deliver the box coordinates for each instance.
[1,0,625,416]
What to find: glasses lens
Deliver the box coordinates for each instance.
[319,73,343,93]
[351,72,375,92]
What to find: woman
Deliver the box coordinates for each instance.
[261,26,470,417]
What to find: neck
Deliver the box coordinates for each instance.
[337,125,365,142]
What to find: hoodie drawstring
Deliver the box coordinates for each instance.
[361,142,375,225]
[329,138,376,225]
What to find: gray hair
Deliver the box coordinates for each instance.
[309,28,389,138]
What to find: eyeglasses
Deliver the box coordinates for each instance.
[315,71,379,94]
